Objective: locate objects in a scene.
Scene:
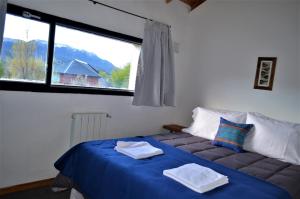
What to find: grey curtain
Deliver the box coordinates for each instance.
[0,0,7,54]
[132,20,175,107]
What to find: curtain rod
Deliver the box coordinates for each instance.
[88,0,170,27]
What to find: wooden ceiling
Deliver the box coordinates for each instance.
[166,0,207,11]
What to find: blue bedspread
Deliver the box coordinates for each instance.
[54,136,291,199]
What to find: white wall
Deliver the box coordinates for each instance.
[0,0,193,187]
[0,92,3,185]
[298,2,300,122]
[186,0,300,123]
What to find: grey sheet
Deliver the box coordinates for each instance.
[153,132,300,199]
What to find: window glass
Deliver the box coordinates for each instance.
[0,14,49,83]
[51,25,141,90]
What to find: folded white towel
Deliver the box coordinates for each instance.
[114,141,164,159]
[163,163,229,193]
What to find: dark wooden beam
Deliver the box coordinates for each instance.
[166,0,207,11]
[189,0,207,10]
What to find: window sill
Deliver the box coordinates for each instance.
[0,81,134,96]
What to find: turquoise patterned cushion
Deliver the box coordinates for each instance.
[212,117,254,152]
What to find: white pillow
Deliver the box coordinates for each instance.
[182,107,247,140]
[244,112,300,165]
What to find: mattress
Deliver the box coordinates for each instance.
[153,132,300,199]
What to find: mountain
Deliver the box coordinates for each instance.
[1,38,15,59]
[1,38,117,74]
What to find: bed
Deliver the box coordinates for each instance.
[54,108,300,199]
[54,131,300,199]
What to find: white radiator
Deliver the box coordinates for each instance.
[70,112,111,147]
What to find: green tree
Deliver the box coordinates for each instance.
[99,70,111,82]
[111,63,131,88]
[0,61,4,78]
[7,40,45,81]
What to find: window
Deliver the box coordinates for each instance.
[52,25,140,91]
[0,4,142,96]
[0,14,50,83]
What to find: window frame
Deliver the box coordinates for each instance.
[0,4,142,96]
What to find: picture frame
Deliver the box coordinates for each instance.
[254,57,277,91]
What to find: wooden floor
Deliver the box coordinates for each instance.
[0,187,70,199]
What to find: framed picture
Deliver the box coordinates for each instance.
[254,57,277,91]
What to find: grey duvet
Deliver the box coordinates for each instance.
[153,132,300,199]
